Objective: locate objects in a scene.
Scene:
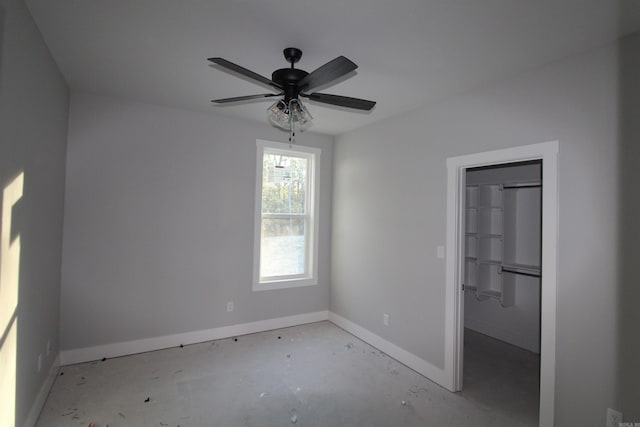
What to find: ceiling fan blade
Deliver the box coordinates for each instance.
[297,56,358,92]
[211,93,282,103]
[304,93,376,111]
[208,57,282,90]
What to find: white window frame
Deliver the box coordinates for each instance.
[253,139,321,291]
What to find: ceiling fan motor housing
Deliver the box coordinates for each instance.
[272,68,308,101]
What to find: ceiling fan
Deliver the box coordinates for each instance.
[208,48,376,134]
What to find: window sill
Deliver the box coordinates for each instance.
[252,277,318,292]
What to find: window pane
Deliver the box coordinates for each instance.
[260,217,306,278]
[262,153,308,214]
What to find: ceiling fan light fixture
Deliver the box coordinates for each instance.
[267,99,313,130]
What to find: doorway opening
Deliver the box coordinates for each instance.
[462,160,542,425]
[444,141,558,427]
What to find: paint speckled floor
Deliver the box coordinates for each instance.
[37,322,538,426]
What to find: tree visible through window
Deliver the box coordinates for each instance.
[254,140,320,290]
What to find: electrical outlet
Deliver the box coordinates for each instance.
[607,408,622,427]
[227,301,234,312]
[383,313,389,326]
[37,354,42,373]
[47,339,52,356]
[437,245,445,259]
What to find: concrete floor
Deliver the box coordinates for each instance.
[462,329,540,426]
[37,322,539,427]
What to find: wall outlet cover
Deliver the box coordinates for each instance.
[383,313,389,326]
[227,302,234,312]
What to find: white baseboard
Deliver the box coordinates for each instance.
[60,311,450,394]
[328,312,449,389]
[464,318,540,353]
[60,311,329,366]
[23,354,60,427]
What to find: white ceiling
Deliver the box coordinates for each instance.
[27,0,640,136]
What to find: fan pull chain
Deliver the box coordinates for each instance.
[289,126,296,148]
[288,99,295,148]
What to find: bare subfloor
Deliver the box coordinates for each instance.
[38,322,538,426]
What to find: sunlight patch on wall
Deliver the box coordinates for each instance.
[0,172,24,427]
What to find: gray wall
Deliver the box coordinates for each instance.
[0,0,68,425]
[332,33,639,425]
[60,92,333,351]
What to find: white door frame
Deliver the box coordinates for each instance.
[444,141,558,427]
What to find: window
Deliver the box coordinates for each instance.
[253,140,320,291]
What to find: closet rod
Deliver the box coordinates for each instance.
[501,267,541,278]
[503,184,542,189]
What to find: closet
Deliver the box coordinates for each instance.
[464,161,541,353]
